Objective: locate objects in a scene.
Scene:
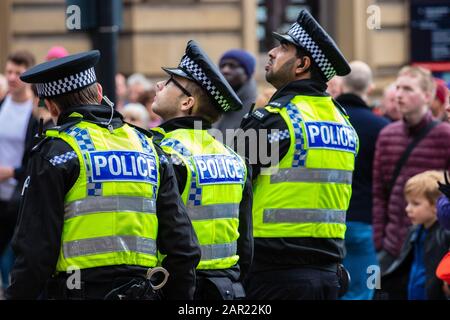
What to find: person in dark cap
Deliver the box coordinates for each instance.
[236,10,357,300]
[213,49,257,142]
[5,50,201,300]
[151,40,253,300]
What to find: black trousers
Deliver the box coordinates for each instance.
[194,276,245,300]
[45,276,160,300]
[0,200,17,254]
[244,266,340,300]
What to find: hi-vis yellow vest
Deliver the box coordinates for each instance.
[46,118,160,272]
[160,129,246,270]
[253,95,358,239]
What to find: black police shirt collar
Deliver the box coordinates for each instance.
[270,79,329,103]
[160,116,212,133]
[161,40,243,113]
[272,10,350,82]
[20,50,100,98]
[57,104,124,129]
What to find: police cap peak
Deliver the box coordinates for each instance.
[272,10,351,81]
[20,50,100,98]
[162,40,243,113]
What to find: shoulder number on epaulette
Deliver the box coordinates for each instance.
[250,108,272,121]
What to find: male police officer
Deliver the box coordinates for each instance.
[6,51,201,300]
[238,10,356,300]
[151,40,253,300]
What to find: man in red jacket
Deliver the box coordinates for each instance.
[373,66,450,274]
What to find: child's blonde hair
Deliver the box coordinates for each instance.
[404,170,444,204]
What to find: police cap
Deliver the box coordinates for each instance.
[272,10,351,81]
[20,50,100,98]
[162,40,242,113]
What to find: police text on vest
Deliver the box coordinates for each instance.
[193,155,245,185]
[89,150,158,185]
[305,122,357,154]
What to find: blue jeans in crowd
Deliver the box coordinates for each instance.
[341,221,378,300]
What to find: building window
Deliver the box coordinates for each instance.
[257,0,320,52]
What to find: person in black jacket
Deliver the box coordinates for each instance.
[380,171,450,300]
[336,61,389,300]
[6,50,201,300]
[0,51,38,259]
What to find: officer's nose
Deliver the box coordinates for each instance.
[268,47,277,59]
[156,81,165,91]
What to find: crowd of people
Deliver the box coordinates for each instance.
[0,9,450,301]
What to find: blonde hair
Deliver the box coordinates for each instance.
[404,170,444,204]
[398,66,436,95]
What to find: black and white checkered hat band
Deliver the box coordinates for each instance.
[179,55,232,112]
[36,67,97,97]
[287,23,337,81]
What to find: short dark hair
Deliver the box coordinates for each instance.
[294,45,326,83]
[7,50,36,69]
[185,81,223,124]
[49,83,99,112]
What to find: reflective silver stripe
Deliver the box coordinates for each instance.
[264,209,346,224]
[271,168,353,184]
[65,196,156,220]
[188,204,239,221]
[63,236,157,258]
[200,242,237,260]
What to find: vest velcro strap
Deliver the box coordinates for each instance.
[263,209,346,224]
[200,242,237,260]
[63,236,157,258]
[188,203,239,221]
[271,168,353,184]
[65,196,156,220]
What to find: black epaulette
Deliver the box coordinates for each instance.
[49,117,83,133]
[250,108,272,121]
[31,136,52,154]
[266,94,296,109]
[125,121,154,139]
[150,129,165,145]
[248,94,297,122]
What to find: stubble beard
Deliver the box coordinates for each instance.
[265,57,296,89]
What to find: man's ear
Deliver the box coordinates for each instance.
[180,96,196,114]
[45,99,60,118]
[96,83,103,104]
[295,56,311,76]
[367,83,376,96]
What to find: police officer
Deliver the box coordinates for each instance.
[5,51,201,300]
[237,10,356,300]
[151,40,253,300]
